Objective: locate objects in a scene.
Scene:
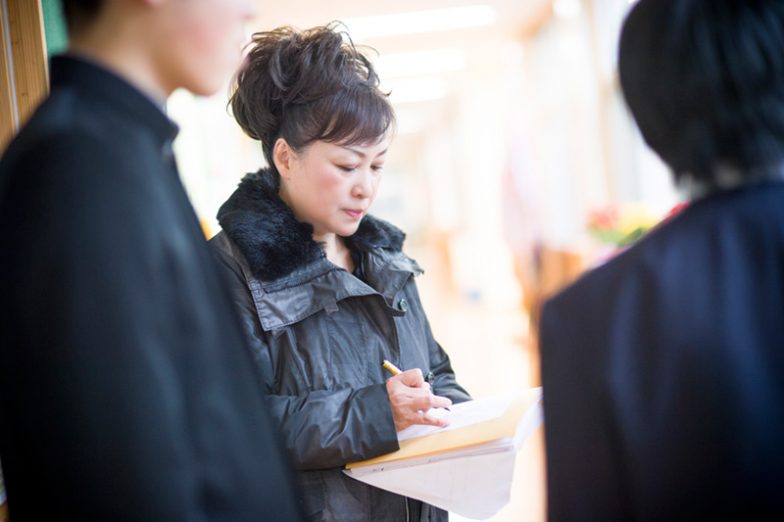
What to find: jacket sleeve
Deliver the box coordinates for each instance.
[211,244,400,470]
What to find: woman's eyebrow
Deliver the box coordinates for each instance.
[341,146,389,158]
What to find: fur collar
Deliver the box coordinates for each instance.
[217,168,406,282]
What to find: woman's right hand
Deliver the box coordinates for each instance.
[385,369,453,432]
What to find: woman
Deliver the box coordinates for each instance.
[211,24,471,521]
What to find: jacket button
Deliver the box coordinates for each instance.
[398,298,409,312]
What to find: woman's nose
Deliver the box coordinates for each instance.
[352,170,373,198]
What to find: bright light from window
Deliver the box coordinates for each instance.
[554,0,582,18]
[386,77,448,104]
[374,48,466,78]
[342,5,498,40]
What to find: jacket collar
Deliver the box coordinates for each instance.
[678,163,784,201]
[217,168,407,283]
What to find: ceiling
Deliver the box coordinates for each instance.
[246,0,555,136]
[250,0,553,54]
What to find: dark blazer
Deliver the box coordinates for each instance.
[0,56,302,521]
[541,181,784,520]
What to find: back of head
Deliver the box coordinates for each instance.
[619,0,784,184]
[230,23,395,178]
[62,0,105,35]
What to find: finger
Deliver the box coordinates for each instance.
[415,411,450,428]
[405,389,441,411]
[401,394,451,418]
[397,368,425,387]
[428,394,453,410]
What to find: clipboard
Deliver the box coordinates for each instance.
[344,388,543,519]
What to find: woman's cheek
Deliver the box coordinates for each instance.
[371,176,382,199]
[318,170,350,202]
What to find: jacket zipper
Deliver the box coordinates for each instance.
[405,497,410,522]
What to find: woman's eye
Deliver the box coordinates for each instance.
[371,165,385,173]
[338,165,357,173]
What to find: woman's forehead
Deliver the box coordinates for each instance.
[312,137,392,157]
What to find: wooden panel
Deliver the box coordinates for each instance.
[519,244,586,386]
[1,0,47,506]
[0,0,17,152]
[7,0,47,128]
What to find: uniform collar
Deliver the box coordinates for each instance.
[50,54,179,146]
[679,163,784,201]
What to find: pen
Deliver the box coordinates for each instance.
[382,360,445,410]
[382,359,403,376]
[382,360,435,385]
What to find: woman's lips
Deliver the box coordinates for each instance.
[343,209,364,220]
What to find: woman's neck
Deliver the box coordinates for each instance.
[316,232,354,272]
[279,186,355,272]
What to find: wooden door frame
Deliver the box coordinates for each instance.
[0,0,19,150]
[1,2,48,517]
[1,0,48,152]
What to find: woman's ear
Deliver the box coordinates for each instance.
[273,138,294,179]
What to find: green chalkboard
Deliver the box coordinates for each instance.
[42,0,68,57]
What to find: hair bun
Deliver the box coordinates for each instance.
[231,23,381,145]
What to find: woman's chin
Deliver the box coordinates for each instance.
[336,221,362,237]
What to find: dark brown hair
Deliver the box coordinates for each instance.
[62,0,105,33]
[230,23,395,177]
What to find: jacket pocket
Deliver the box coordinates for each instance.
[323,306,376,388]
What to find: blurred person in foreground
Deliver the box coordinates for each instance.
[0,0,302,520]
[210,24,471,521]
[541,0,784,519]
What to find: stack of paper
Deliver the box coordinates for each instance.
[344,388,542,520]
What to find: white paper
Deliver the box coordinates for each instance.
[397,396,513,442]
[345,389,543,520]
[351,449,518,520]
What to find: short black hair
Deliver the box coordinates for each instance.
[229,23,395,179]
[619,0,784,182]
[61,0,105,34]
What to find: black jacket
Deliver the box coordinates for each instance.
[0,56,302,521]
[210,170,471,521]
[541,181,784,520]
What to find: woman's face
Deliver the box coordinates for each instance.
[278,137,391,239]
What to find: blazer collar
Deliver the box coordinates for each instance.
[50,54,179,146]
